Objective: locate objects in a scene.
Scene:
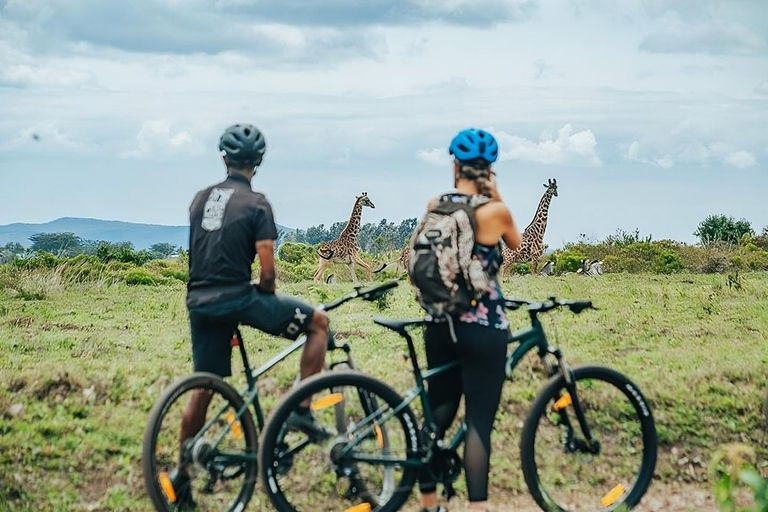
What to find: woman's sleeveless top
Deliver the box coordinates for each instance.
[458,243,509,331]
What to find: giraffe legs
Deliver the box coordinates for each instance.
[347,261,359,283]
[354,254,373,281]
[313,258,332,283]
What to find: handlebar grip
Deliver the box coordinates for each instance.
[566,300,594,314]
[361,280,399,300]
[504,298,532,310]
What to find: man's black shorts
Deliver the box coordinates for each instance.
[188,288,315,377]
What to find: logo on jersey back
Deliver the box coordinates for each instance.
[201,188,235,231]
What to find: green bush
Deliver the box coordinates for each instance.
[11,251,62,270]
[160,268,189,283]
[711,444,768,512]
[511,262,532,275]
[124,270,157,286]
[654,249,682,274]
[275,261,316,283]
[554,250,587,273]
[277,243,317,265]
[743,250,768,271]
[96,242,152,266]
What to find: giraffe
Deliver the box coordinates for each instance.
[313,192,375,283]
[373,244,410,276]
[501,178,558,276]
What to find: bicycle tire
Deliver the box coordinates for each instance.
[143,372,259,512]
[521,365,657,512]
[260,370,421,512]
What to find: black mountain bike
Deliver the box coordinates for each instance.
[142,280,399,512]
[259,297,658,512]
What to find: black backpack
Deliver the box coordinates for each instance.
[408,194,490,317]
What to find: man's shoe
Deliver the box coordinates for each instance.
[164,468,198,510]
[286,409,333,442]
[421,507,448,512]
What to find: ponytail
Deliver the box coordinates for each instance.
[459,165,493,198]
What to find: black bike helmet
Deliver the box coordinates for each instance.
[219,124,266,166]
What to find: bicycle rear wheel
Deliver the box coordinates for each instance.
[143,373,259,512]
[521,365,657,512]
[260,370,421,512]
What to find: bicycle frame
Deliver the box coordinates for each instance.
[180,281,398,467]
[340,314,555,467]
[341,303,603,473]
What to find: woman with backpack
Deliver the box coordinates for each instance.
[414,128,522,512]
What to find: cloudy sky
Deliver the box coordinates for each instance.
[1,0,766,246]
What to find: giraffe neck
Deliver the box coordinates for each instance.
[339,199,363,240]
[524,190,554,240]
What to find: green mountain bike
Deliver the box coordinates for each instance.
[142,280,399,512]
[258,297,658,512]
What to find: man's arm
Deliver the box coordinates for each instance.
[256,239,276,293]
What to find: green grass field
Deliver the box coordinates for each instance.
[1,272,767,511]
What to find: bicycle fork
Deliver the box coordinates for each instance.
[545,349,600,455]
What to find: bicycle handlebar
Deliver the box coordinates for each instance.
[504,296,596,315]
[320,280,399,312]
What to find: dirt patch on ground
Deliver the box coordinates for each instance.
[7,378,27,393]
[5,316,33,328]
[40,322,82,331]
[439,481,719,511]
[33,375,81,400]
[334,328,367,339]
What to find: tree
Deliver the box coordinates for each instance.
[148,243,181,259]
[29,232,84,257]
[0,242,27,263]
[694,215,754,246]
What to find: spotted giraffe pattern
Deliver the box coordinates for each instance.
[313,192,376,283]
[502,178,558,276]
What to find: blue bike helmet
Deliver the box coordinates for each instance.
[448,128,499,164]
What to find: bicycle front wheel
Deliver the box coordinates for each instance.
[142,373,259,512]
[521,365,657,512]
[260,370,421,512]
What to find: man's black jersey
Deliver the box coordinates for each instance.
[187,174,277,307]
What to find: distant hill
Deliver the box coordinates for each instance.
[0,217,293,250]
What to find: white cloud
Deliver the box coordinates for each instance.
[0,41,96,88]
[656,154,674,168]
[640,20,765,55]
[121,119,201,159]
[416,148,452,166]
[625,140,641,161]
[723,150,756,169]
[620,139,757,169]
[495,124,602,166]
[3,123,85,152]
[755,80,768,96]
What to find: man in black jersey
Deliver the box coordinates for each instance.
[169,124,331,508]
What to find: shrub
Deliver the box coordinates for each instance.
[11,251,62,270]
[275,261,316,283]
[553,250,586,273]
[511,262,532,275]
[604,227,652,247]
[124,270,156,286]
[277,243,316,265]
[95,242,152,266]
[160,268,189,283]
[654,249,682,274]
[743,250,768,271]
[711,444,768,512]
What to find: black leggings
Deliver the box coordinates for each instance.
[419,321,509,502]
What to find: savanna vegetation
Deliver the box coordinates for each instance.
[0,214,766,511]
